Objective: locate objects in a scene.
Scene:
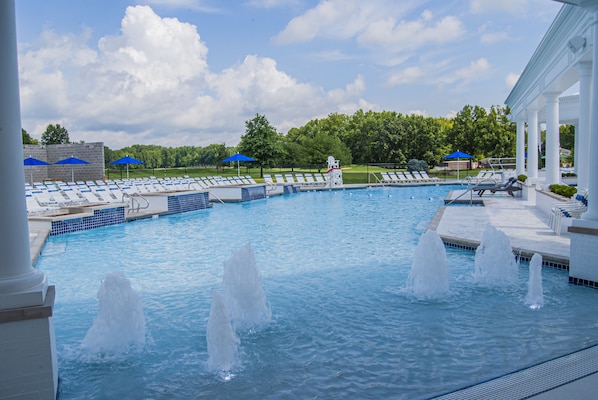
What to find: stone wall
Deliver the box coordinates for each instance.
[23,143,104,183]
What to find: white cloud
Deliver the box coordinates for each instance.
[18,5,370,148]
[505,72,520,90]
[357,13,465,53]
[246,0,300,8]
[143,0,222,13]
[386,66,424,86]
[438,58,491,85]
[480,31,509,44]
[273,0,420,45]
[469,0,525,16]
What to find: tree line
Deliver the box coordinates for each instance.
[23,104,575,172]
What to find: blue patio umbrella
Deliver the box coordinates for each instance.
[444,150,473,181]
[24,156,50,185]
[54,156,90,182]
[110,155,145,179]
[222,153,255,176]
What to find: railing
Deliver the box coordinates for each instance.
[487,158,516,171]
[126,193,150,213]
[368,172,384,186]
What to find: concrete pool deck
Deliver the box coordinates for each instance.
[432,189,570,266]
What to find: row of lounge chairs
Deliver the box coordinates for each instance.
[25,175,260,215]
[462,170,513,184]
[264,173,328,186]
[379,171,439,184]
[548,190,589,235]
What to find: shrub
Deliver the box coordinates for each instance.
[517,174,527,183]
[407,159,429,172]
[548,184,577,198]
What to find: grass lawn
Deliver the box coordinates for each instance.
[105,165,477,184]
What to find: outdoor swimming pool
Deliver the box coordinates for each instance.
[36,185,598,399]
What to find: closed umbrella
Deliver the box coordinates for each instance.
[444,150,473,181]
[222,153,255,176]
[24,156,50,185]
[54,156,90,182]
[110,155,145,179]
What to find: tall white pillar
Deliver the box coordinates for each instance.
[0,2,58,398]
[516,116,526,176]
[570,5,598,287]
[577,61,592,190]
[0,0,47,309]
[544,92,561,186]
[527,108,539,179]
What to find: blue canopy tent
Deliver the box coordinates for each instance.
[24,156,50,185]
[54,156,90,182]
[444,150,473,181]
[222,153,255,176]
[110,155,145,179]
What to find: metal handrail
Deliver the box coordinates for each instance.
[368,172,384,186]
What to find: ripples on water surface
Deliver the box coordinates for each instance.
[36,186,598,399]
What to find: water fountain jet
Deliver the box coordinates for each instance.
[207,290,239,373]
[525,253,544,309]
[81,271,145,354]
[407,230,449,299]
[474,225,518,287]
[222,243,271,331]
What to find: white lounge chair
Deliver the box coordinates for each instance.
[403,171,418,182]
[285,174,295,184]
[314,173,326,185]
[295,174,306,184]
[380,172,394,184]
[419,171,439,182]
[274,174,285,184]
[304,173,316,185]
[388,172,404,183]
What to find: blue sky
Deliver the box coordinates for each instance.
[15,0,563,149]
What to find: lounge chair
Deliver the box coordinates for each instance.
[548,191,588,234]
[380,172,395,184]
[403,171,418,182]
[274,174,286,184]
[419,171,439,182]
[304,173,317,185]
[387,172,402,183]
[284,173,295,184]
[264,174,275,185]
[474,177,521,197]
[295,174,306,184]
[314,173,326,185]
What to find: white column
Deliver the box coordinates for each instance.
[544,92,561,186]
[0,0,48,308]
[583,7,598,221]
[527,108,539,179]
[577,61,592,190]
[516,116,526,176]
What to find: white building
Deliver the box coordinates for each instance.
[505,0,598,286]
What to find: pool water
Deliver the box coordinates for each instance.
[35,185,598,399]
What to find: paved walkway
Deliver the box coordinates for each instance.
[433,189,570,265]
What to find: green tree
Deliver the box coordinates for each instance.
[41,123,70,145]
[560,125,575,153]
[238,114,282,176]
[22,129,38,144]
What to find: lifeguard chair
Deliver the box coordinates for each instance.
[325,156,343,188]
